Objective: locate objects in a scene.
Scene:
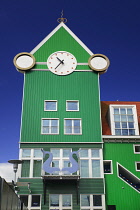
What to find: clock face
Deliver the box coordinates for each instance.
[47,51,77,75]
[13,52,36,71]
[88,54,110,72]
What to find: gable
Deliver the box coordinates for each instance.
[30,23,93,63]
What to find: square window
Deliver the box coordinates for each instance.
[66,100,79,111]
[109,105,139,136]
[134,145,140,153]
[42,119,59,134]
[44,100,57,111]
[64,119,82,134]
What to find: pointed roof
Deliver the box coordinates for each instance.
[30,22,93,55]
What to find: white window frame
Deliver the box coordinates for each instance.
[109,105,139,136]
[44,100,57,111]
[80,194,105,210]
[79,149,104,178]
[20,194,41,210]
[103,160,113,174]
[50,194,72,210]
[19,149,43,178]
[66,100,79,111]
[135,162,140,171]
[41,118,59,135]
[50,148,75,175]
[64,118,82,135]
[133,144,140,154]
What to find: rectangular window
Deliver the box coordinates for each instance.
[134,145,140,154]
[80,149,103,178]
[109,105,139,136]
[50,194,72,210]
[20,195,41,210]
[103,160,113,174]
[50,148,72,175]
[64,119,82,134]
[135,162,140,171]
[44,100,57,111]
[42,118,59,134]
[66,100,79,111]
[20,149,43,178]
[81,194,104,210]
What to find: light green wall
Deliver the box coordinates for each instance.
[104,143,140,210]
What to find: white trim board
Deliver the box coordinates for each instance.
[30,22,93,55]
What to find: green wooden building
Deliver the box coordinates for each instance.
[13,21,140,210]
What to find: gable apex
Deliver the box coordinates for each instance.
[30,22,93,55]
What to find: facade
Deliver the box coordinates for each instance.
[14,22,140,210]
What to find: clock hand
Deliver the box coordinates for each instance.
[55,59,64,69]
[56,57,64,64]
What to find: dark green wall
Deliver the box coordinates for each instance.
[21,71,101,143]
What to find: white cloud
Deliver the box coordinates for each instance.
[0,163,14,182]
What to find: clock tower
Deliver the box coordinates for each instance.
[14,19,109,210]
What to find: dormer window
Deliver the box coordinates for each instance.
[109,105,139,136]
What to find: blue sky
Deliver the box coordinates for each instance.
[0,0,140,164]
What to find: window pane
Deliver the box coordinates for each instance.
[120,108,126,114]
[135,146,140,152]
[52,160,59,175]
[137,163,140,170]
[115,122,120,128]
[31,195,40,207]
[65,120,72,133]
[91,149,99,158]
[51,120,58,126]
[63,161,71,175]
[129,129,135,135]
[63,149,71,157]
[128,115,134,122]
[80,149,88,157]
[62,195,71,206]
[81,160,89,177]
[42,127,49,134]
[122,129,128,135]
[51,149,60,157]
[43,119,49,126]
[22,149,31,158]
[104,161,111,173]
[114,115,120,121]
[114,108,119,114]
[128,122,134,128]
[33,160,42,177]
[127,108,133,114]
[51,126,58,134]
[121,115,127,122]
[92,160,100,177]
[50,195,59,206]
[45,101,56,110]
[20,195,28,207]
[74,120,81,133]
[93,195,102,206]
[67,101,78,111]
[122,122,127,128]
[34,149,43,158]
[115,129,121,135]
[81,195,90,206]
